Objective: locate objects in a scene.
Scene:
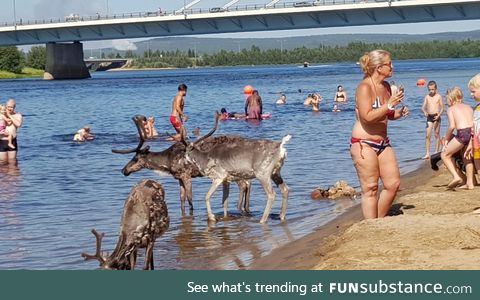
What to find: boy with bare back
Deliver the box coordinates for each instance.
[421,80,444,159]
[441,87,474,190]
[169,83,188,141]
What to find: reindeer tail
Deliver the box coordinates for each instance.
[280,135,292,158]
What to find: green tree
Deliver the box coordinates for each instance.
[0,46,24,73]
[26,46,46,70]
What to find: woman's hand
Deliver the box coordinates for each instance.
[388,89,405,109]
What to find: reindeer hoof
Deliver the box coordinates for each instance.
[207,215,217,223]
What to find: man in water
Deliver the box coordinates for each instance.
[169,83,188,141]
[0,99,23,163]
[421,80,444,159]
[245,90,263,119]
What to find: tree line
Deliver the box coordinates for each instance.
[128,39,480,68]
[1,39,480,73]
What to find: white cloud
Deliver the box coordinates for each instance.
[111,40,137,51]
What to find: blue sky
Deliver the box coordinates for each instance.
[2,1,480,49]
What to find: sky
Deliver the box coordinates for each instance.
[2,0,480,49]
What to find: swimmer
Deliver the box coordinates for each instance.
[73,126,95,142]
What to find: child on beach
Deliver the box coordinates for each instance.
[0,105,15,149]
[467,74,480,176]
[421,81,444,159]
[441,87,475,190]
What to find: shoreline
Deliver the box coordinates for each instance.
[249,161,480,270]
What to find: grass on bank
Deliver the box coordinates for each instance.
[0,67,44,79]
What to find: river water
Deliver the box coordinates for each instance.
[1,58,479,269]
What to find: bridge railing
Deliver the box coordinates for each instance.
[0,0,397,28]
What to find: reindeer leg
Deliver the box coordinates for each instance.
[144,242,154,270]
[129,249,137,270]
[205,179,223,222]
[179,181,186,215]
[184,178,194,212]
[222,182,230,218]
[237,181,245,212]
[272,173,288,221]
[258,177,276,224]
[244,180,251,213]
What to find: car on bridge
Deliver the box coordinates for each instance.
[293,1,313,7]
[209,7,227,13]
[65,13,80,22]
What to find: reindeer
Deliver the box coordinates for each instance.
[112,115,251,216]
[81,179,169,270]
[182,112,291,224]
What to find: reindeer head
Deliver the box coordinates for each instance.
[81,229,130,270]
[113,115,151,176]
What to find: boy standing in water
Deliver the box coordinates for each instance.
[421,80,444,159]
[169,84,188,141]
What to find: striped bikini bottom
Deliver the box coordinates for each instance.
[350,137,391,156]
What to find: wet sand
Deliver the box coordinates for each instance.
[250,162,480,270]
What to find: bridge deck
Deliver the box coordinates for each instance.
[0,0,479,46]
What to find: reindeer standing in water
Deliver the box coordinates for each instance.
[112,115,251,217]
[181,112,291,224]
[82,179,169,270]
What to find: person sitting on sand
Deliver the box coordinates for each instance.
[441,87,475,190]
[276,93,287,105]
[0,105,15,149]
[144,116,158,138]
[332,104,341,112]
[73,126,95,142]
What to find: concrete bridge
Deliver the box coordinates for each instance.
[0,0,479,79]
[84,58,131,71]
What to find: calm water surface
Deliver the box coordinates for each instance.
[1,58,479,269]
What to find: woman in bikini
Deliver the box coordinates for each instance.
[350,49,407,219]
[334,85,347,102]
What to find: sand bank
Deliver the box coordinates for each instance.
[250,163,480,270]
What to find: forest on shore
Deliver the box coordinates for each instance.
[1,39,480,77]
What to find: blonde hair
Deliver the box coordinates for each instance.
[358,49,391,77]
[446,87,463,105]
[468,73,480,89]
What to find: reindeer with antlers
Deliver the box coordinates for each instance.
[112,115,252,216]
[82,179,169,270]
[181,112,291,224]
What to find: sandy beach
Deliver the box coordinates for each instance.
[250,163,480,270]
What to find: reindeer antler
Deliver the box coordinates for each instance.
[188,111,220,146]
[81,229,106,264]
[112,115,148,154]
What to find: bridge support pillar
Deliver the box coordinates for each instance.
[43,42,90,80]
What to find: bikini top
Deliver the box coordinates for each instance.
[336,92,345,99]
[372,96,382,109]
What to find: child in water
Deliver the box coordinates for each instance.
[73,126,95,142]
[0,105,15,149]
[441,87,474,189]
[145,116,159,138]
